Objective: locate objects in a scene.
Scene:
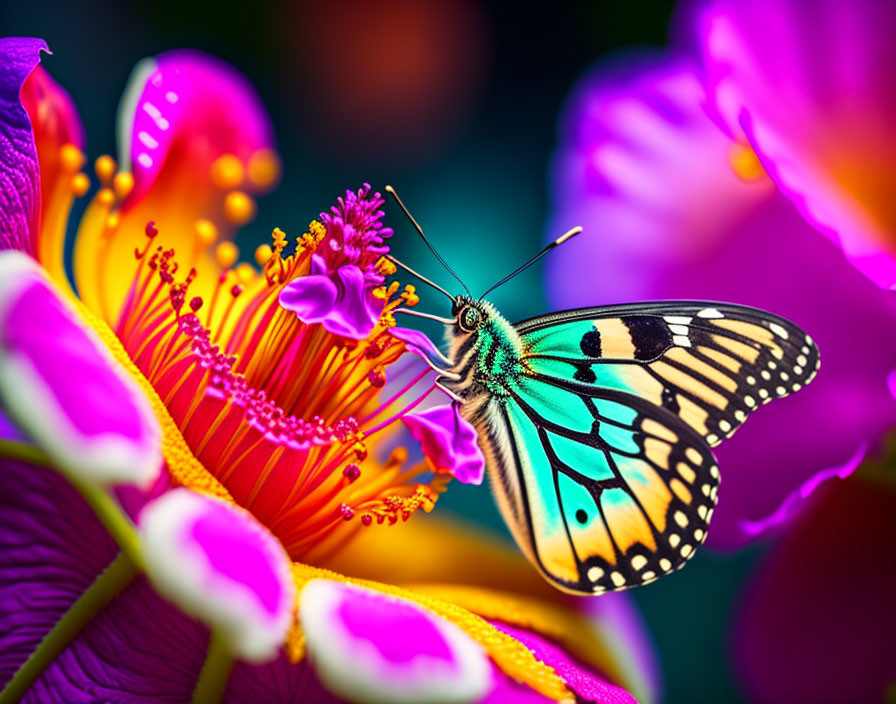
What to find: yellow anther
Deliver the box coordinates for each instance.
[112,172,135,201]
[209,154,244,190]
[94,155,117,186]
[272,227,288,249]
[235,262,255,284]
[70,173,90,197]
[402,284,420,307]
[371,286,387,300]
[255,244,273,266]
[59,143,85,172]
[223,190,256,225]
[96,188,116,206]
[105,212,120,231]
[216,241,239,269]
[376,257,397,276]
[194,219,218,248]
[247,149,281,189]
[728,142,766,182]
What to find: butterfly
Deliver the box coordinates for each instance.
[385,187,820,595]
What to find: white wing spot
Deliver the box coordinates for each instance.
[701,483,711,496]
[659,558,672,572]
[631,555,648,571]
[761,370,771,380]
[776,386,787,396]
[674,511,688,528]
[587,566,604,582]
[769,322,789,339]
[719,420,732,433]
[734,410,746,421]
[610,571,626,587]
[710,465,720,479]
[706,433,719,445]
[668,324,689,336]
[793,366,803,375]
[698,505,708,520]
[673,335,691,347]
[746,376,756,385]
[744,395,756,407]
[797,355,808,367]
[694,528,705,542]
[697,308,723,318]
[669,533,681,548]
[664,316,693,324]
[680,544,694,558]
[641,570,656,582]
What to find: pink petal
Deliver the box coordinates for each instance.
[299,579,490,703]
[402,403,485,485]
[0,251,161,486]
[492,622,638,704]
[139,489,294,663]
[120,49,276,204]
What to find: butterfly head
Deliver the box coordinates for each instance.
[451,295,486,333]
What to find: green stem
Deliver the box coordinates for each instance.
[65,475,143,569]
[191,631,234,704]
[0,551,138,704]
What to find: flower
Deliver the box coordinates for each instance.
[696,0,896,290]
[546,52,896,549]
[0,37,657,703]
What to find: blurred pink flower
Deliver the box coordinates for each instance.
[698,0,896,289]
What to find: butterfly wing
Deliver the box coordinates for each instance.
[467,301,817,594]
[476,369,719,594]
[516,302,820,446]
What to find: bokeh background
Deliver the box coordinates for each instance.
[0,1,798,701]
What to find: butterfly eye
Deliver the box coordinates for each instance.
[459,306,481,332]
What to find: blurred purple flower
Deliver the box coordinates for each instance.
[698,0,896,290]
[547,55,896,548]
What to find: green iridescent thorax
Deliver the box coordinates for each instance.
[446,298,527,398]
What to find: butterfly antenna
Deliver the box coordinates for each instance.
[386,255,456,303]
[479,226,583,300]
[385,185,472,297]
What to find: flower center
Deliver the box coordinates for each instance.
[62,171,446,561]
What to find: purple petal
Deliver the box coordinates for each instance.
[0,251,162,486]
[547,55,896,548]
[737,442,864,539]
[492,622,637,704]
[299,579,490,704]
[0,459,117,688]
[324,263,381,339]
[698,0,896,289]
[120,49,276,204]
[0,37,45,254]
[279,256,339,324]
[279,259,381,340]
[389,326,446,363]
[139,489,294,662]
[733,476,896,703]
[402,403,485,485]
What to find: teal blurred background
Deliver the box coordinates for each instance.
[1,1,763,701]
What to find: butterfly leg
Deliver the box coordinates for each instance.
[435,381,464,403]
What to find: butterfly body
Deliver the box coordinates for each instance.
[439,297,820,595]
